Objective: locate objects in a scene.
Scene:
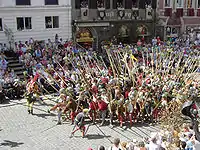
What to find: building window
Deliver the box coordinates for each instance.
[198,0,200,8]
[80,0,88,8]
[165,0,170,7]
[97,0,105,8]
[16,0,30,5]
[176,0,183,7]
[45,16,59,29]
[17,17,32,31]
[45,0,58,5]
[0,18,2,31]
[132,0,138,8]
[186,0,192,8]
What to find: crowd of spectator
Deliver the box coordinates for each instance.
[0,44,17,87]
[87,122,200,150]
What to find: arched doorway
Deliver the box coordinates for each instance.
[76,28,94,50]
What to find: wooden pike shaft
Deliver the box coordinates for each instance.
[26,74,57,103]
[38,73,60,93]
[100,56,108,70]
[109,50,120,75]
[105,48,116,78]
[41,68,62,89]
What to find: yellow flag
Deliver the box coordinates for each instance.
[131,54,137,61]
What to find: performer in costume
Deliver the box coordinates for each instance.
[117,99,125,127]
[88,99,98,124]
[97,95,108,126]
[25,78,39,114]
[63,96,77,124]
[48,94,68,125]
[125,99,133,126]
[71,109,89,138]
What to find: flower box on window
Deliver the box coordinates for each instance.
[176,8,183,17]
[197,9,200,16]
[187,8,194,16]
[164,7,172,16]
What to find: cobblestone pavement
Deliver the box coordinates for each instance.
[0,95,159,150]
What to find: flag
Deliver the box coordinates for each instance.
[131,54,138,61]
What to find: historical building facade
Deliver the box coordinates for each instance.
[0,0,72,45]
[158,0,200,40]
[72,0,157,50]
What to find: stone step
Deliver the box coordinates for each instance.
[12,67,24,71]
[8,63,23,68]
[7,59,19,64]
[15,70,25,75]
[19,74,25,80]
[6,57,18,61]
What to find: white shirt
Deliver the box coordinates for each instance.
[147,141,160,150]
[126,103,133,113]
[108,145,122,150]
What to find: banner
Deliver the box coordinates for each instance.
[146,7,152,20]
[81,8,89,20]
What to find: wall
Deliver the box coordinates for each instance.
[0,0,72,44]
[0,0,71,7]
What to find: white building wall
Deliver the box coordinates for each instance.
[0,0,72,45]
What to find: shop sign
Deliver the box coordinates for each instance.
[76,28,94,43]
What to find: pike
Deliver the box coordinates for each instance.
[38,73,60,93]
[105,47,116,78]
[25,73,58,103]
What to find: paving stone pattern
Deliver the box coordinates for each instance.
[0,95,159,150]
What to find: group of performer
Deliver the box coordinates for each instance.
[24,37,199,138]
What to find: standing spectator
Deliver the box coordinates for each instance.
[0,58,8,71]
[0,43,2,52]
[18,41,23,49]
[21,44,27,54]
[35,48,42,58]
[98,145,105,150]
[29,37,34,45]
[108,138,122,150]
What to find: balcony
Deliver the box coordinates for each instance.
[187,8,194,16]
[164,7,172,17]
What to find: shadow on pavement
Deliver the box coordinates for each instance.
[85,134,111,140]
[0,140,24,148]
[33,113,56,119]
[0,101,26,108]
